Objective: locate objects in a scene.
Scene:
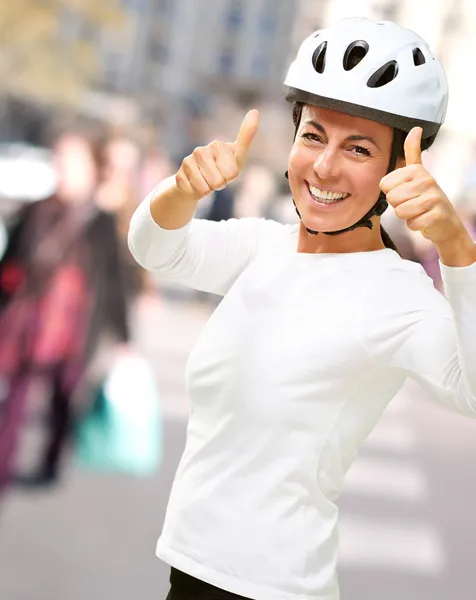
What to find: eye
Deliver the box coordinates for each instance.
[300,132,323,143]
[350,145,372,157]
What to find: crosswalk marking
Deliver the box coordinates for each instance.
[338,515,446,574]
[344,456,427,501]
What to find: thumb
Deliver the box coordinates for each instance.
[233,109,259,167]
[404,127,423,166]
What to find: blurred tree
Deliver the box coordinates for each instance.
[0,0,128,107]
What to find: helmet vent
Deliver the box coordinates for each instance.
[367,60,399,88]
[343,41,369,71]
[312,42,327,74]
[413,47,426,66]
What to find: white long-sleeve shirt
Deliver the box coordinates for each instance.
[128,180,476,600]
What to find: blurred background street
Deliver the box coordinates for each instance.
[2,0,476,599]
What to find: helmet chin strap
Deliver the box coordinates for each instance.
[286,129,401,236]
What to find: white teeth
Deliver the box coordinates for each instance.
[309,184,348,204]
[311,187,347,200]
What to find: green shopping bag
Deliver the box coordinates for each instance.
[75,354,163,477]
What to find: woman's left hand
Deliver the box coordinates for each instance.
[380,127,466,246]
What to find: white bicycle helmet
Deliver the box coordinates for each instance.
[283,17,449,236]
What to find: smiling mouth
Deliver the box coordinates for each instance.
[307,182,350,205]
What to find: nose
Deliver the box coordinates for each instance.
[312,145,341,180]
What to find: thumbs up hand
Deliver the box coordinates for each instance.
[380,127,464,245]
[175,109,259,202]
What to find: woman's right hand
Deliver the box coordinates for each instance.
[175,109,259,202]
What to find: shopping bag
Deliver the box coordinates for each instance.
[75,353,163,477]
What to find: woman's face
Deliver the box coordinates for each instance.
[53,134,98,204]
[287,105,395,234]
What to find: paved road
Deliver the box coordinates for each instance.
[1,291,476,600]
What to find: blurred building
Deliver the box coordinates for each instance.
[291,0,330,47]
[143,0,299,159]
[73,0,300,160]
[324,0,400,23]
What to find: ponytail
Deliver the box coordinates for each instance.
[380,225,401,257]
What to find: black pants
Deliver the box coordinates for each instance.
[40,367,74,476]
[166,568,252,600]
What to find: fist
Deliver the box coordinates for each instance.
[380,127,464,245]
[175,109,259,202]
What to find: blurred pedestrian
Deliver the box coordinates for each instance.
[139,144,175,202]
[97,133,166,330]
[234,164,276,220]
[97,134,145,300]
[0,127,129,493]
[129,18,476,600]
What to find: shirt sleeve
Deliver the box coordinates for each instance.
[127,176,289,296]
[357,261,476,418]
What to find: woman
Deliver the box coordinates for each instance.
[96,134,146,301]
[128,18,476,600]
[0,128,129,491]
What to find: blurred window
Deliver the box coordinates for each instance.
[104,50,124,89]
[219,50,236,76]
[259,14,276,36]
[124,0,146,9]
[226,0,244,32]
[150,39,167,63]
[80,19,97,43]
[252,55,269,78]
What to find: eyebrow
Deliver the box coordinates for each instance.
[304,119,381,151]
